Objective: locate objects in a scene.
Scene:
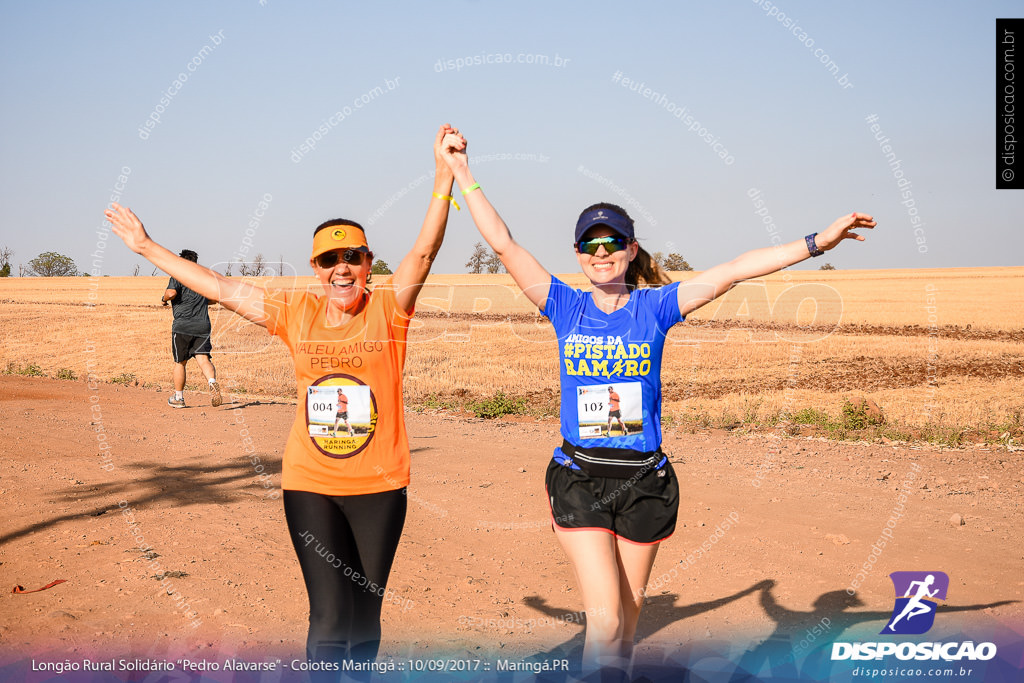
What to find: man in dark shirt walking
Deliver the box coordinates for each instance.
[161,249,222,408]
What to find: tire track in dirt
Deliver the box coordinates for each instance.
[663,355,1024,399]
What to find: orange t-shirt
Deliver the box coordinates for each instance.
[264,283,412,496]
[609,391,620,411]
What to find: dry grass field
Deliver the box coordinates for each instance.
[2,268,1022,445]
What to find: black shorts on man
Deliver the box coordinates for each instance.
[171,332,213,363]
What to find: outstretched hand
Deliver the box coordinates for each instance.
[436,123,467,173]
[815,212,877,252]
[104,203,152,255]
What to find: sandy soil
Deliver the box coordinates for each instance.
[1,375,1022,679]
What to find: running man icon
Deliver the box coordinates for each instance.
[883,571,949,635]
[887,574,938,631]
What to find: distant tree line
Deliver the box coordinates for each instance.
[223,253,393,278]
[464,243,697,274]
[26,251,79,277]
[0,246,12,277]
[651,252,692,272]
[465,242,506,274]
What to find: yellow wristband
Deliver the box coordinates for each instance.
[432,192,460,211]
[460,182,481,196]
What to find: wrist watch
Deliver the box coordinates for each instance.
[805,233,824,257]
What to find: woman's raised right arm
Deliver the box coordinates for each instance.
[105,203,270,327]
[438,133,552,310]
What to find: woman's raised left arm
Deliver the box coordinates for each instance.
[676,212,876,317]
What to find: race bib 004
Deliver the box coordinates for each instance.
[576,381,642,441]
[306,374,377,458]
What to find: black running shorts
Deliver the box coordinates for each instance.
[171,332,212,363]
[545,458,679,545]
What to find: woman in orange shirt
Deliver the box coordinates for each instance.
[106,125,464,668]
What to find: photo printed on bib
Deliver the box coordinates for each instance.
[577,381,642,440]
[306,374,377,458]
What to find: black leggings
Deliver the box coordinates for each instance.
[284,488,407,666]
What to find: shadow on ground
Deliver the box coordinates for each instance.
[512,580,1017,681]
[0,455,282,546]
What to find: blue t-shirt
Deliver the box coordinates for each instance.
[542,276,684,467]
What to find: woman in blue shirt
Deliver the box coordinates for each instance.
[438,129,875,674]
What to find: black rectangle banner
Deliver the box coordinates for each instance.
[997,18,1023,189]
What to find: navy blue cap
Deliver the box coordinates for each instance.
[574,207,635,242]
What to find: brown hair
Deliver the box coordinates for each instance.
[578,203,671,288]
[626,244,671,288]
[313,218,366,237]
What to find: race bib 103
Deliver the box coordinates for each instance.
[576,381,642,441]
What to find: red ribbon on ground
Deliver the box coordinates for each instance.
[11,580,66,594]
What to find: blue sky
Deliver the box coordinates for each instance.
[0,1,1020,276]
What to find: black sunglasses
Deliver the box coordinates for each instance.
[315,249,369,269]
[575,236,631,256]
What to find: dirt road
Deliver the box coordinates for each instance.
[1,376,1021,679]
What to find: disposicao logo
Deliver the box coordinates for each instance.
[332,228,347,241]
[831,571,997,663]
[883,571,948,635]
